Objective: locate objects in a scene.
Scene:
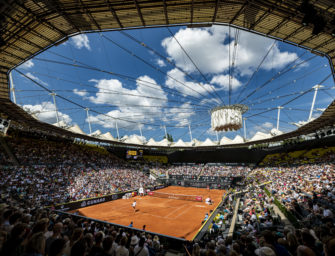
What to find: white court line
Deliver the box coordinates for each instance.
[140,212,175,220]
[165,203,187,218]
[104,203,133,212]
[173,205,191,219]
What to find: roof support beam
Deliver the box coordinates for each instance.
[312,37,335,51]
[2,21,46,54]
[163,0,169,25]
[133,0,146,27]
[298,34,318,47]
[283,25,305,41]
[2,12,55,45]
[79,0,101,31]
[212,0,220,23]
[249,10,268,30]
[266,17,289,36]
[46,0,81,33]
[3,40,35,57]
[106,0,123,28]
[190,0,194,24]
[326,48,335,56]
[230,1,248,24]
[1,50,25,62]
[9,1,67,38]
[248,0,285,31]
[0,57,19,67]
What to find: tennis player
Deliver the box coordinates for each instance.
[132,199,137,213]
[139,187,144,196]
[205,197,213,205]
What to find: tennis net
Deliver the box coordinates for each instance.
[148,191,202,202]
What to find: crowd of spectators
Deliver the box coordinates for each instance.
[0,204,165,256]
[184,166,335,256]
[252,163,335,227]
[151,165,250,178]
[0,150,7,166]
[260,147,335,166]
[0,134,164,255]
[68,167,157,201]
[0,165,158,207]
[236,186,276,234]
[1,132,335,256]
[0,135,158,207]
[4,136,118,167]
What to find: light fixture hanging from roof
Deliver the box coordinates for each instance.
[210,104,248,132]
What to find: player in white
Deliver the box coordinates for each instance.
[205,197,213,205]
[139,187,144,196]
[132,199,137,213]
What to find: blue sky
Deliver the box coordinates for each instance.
[11,25,335,143]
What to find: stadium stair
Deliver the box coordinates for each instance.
[0,136,19,165]
[165,250,184,256]
[197,169,204,180]
[149,170,159,180]
[271,204,293,229]
[227,197,240,237]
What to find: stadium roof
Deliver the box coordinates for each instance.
[1,0,335,148]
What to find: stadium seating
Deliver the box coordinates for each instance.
[0,132,335,256]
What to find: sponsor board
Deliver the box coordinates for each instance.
[55,184,167,212]
[154,185,165,190]
[55,191,127,211]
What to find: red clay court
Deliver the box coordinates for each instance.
[73,186,225,240]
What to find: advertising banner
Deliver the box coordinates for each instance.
[54,184,167,211]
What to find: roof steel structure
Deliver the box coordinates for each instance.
[1,0,335,147]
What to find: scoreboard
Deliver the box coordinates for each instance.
[126,150,143,159]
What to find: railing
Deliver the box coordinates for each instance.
[0,136,19,165]
[52,184,167,211]
[227,197,240,237]
[183,244,192,256]
[263,187,300,228]
[192,188,232,241]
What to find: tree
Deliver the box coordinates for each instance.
[164,133,173,142]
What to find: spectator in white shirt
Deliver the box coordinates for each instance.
[116,236,129,256]
[134,237,149,256]
[323,207,333,218]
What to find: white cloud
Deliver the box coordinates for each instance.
[262,122,273,129]
[24,72,48,87]
[71,34,91,50]
[293,61,309,72]
[20,60,34,69]
[161,26,298,76]
[87,75,168,130]
[211,74,242,91]
[23,101,72,124]
[73,89,88,97]
[163,102,196,126]
[165,68,221,104]
[249,121,273,137]
[200,98,218,106]
[156,59,166,67]
[206,128,218,136]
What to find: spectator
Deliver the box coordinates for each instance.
[134,237,149,256]
[49,238,66,256]
[116,236,129,256]
[71,239,87,256]
[22,232,45,256]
